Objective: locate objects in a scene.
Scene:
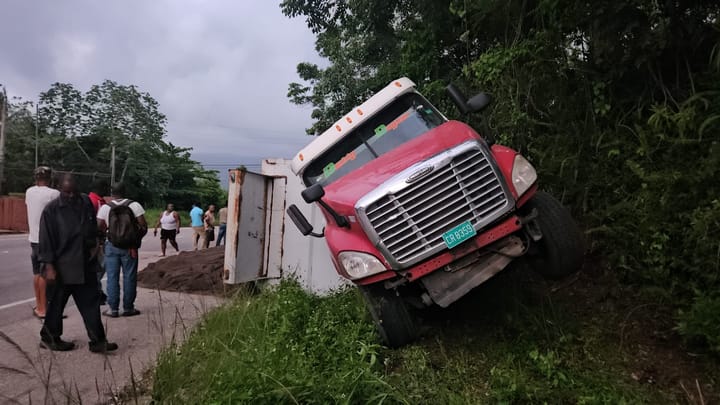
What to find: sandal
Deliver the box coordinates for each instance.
[32,308,45,319]
[34,308,68,319]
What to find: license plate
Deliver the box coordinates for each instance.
[442,221,477,249]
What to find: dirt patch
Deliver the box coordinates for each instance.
[561,258,719,403]
[138,247,225,295]
[415,257,719,403]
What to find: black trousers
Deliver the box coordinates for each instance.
[40,268,106,344]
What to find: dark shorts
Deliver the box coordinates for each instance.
[160,229,177,241]
[30,243,41,275]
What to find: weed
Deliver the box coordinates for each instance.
[152,280,401,403]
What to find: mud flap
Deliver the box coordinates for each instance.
[419,236,524,308]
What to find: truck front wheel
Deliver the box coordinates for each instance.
[359,284,419,348]
[524,191,585,279]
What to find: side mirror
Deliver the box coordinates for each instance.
[446,83,469,115]
[302,183,325,203]
[287,204,323,237]
[467,92,492,113]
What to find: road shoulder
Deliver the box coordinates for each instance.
[0,288,223,404]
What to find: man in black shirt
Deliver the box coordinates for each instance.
[38,173,118,353]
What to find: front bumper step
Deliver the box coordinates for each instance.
[419,235,524,308]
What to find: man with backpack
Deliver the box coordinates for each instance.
[96,182,148,317]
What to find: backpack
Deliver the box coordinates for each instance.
[107,200,141,249]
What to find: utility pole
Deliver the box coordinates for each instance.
[110,143,116,185]
[35,102,39,168]
[0,87,7,196]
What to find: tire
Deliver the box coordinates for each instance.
[523,191,585,279]
[359,284,419,348]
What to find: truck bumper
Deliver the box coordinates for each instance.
[355,214,524,286]
[419,235,524,307]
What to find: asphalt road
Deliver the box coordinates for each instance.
[0,228,201,328]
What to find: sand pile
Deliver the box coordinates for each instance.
[138,246,225,295]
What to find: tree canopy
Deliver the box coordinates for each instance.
[3,81,225,209]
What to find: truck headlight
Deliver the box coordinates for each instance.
[511,154,537,196]
[338,251,387,280]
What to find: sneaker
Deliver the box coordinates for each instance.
[103,309,119,318]
[121,308,141,317]
[40,339,76,351]
[89,341,119,353]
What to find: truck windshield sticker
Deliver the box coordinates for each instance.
[373,111,411,139]
[323,150,357,178]
[303,93,447,187]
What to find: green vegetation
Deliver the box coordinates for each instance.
[153,279,712,403]
[153,280,388,403]
[2,81,225,209]
[281,0,720,353]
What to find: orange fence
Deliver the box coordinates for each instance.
[0,197,28,232]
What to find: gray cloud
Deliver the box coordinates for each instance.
[0,0,321,167]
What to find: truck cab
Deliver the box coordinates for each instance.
[287,78,583,347]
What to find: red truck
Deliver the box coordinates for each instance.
[287,77,583,347]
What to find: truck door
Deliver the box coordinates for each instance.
[223,169,286,284]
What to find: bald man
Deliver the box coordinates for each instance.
[38,173,118,353]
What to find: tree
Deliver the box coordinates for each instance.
[4,82,225,209]
[281,0,468,135]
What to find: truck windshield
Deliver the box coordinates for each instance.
[303,93,446,186]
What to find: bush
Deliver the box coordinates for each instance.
[678,293,720,353]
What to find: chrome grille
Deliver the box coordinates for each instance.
[359,143,511,267]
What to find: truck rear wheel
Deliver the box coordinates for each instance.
[359,284,419,348]
[524,191,584,279]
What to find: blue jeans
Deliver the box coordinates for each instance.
[104,242,138,312]
[216,223,227,246]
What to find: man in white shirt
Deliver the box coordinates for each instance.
[96,182,147,318]
[25,166,59,318]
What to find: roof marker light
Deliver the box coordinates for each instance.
[335,125,342,132]
[394,81,402,87]
[299,153,304,161]
[346,117,352,123]
[357,109,363,115]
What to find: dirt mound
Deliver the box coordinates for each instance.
[138,247,225,295]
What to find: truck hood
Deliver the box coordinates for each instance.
[324,120,482,212]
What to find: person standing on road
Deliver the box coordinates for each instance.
[202,204,216,249]
[87,178,108,305]
[216,206,228,246]
[37,173,118,353]
[25,166,59,319]
[190,202,204,250]
[97,182,147,318]
[153,203,181,256]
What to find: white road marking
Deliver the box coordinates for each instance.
[0,297,35,311]
[0,234,29,241]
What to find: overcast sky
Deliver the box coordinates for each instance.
[0,0,322,172]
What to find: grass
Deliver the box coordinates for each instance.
[151,268,719,404]
[153,280,391,403]
[143,208,192,230]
